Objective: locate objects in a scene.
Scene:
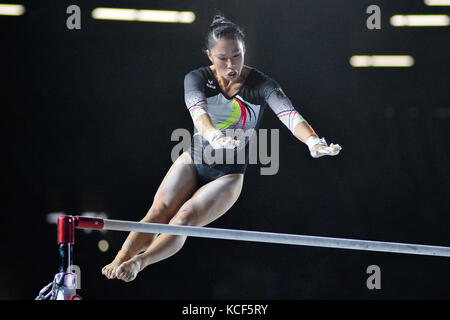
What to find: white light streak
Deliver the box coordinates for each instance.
[0,3,25,16]
[350,55,415,67]
[92,8,195,23]
[424,0,450,6]
[391,14,449,26]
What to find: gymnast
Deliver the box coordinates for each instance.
[102,15,341,282]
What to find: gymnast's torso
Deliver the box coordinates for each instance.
[184,65,305,183]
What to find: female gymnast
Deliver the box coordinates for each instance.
[102,15,341,282]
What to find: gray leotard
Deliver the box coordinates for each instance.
[184,66,308,184]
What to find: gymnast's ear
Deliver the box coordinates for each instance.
[205,49,213,63]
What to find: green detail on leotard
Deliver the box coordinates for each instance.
[193,99,242,138]
[215,99,240,131]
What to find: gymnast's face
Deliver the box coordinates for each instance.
[206,38,245,82]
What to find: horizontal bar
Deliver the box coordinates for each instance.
[70,217,450,257]
[74,216,104,229]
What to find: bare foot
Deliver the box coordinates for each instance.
[116,258,142,282]
[102,250,131,279]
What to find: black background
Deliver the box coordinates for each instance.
[1,0,449,300]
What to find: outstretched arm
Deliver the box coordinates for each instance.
[293,119,317,143]
[264,83,341,158]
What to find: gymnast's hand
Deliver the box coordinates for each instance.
[307,137,342,158]
[208,130,241,149]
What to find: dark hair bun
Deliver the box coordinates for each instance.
[204,15,245,50]
[210,15,229,27]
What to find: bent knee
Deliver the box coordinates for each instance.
[142,202,173,223]
[170,208,197,226]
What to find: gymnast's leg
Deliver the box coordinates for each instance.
[101,152,198,279]
[115,173,244,282]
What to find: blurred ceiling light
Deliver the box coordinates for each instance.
[92,8,136,21]
[350,55,415,67]
[0,3,25,16]
[390,14,449,26]
[138,10,195,23]
[92,7,195,23]
[424,0,450,5]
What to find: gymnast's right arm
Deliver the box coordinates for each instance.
[184,71,239,149]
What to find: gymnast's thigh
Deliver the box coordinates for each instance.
[171,173,244,227]
[151,152,198,216]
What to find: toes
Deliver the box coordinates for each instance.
[108,270,116,279]
[117,271,129,282]
[112,261,139,282]
[119,273,128,281]
[102,265,117,279]
[116,264,135,282]
[115,265,124,277]
[121,272,134,282]
[116,264,127,279]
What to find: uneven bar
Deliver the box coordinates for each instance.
[73,217,450,257]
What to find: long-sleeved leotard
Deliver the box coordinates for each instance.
[184,66,312,185]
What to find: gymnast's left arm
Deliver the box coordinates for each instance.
[264,83,342,158]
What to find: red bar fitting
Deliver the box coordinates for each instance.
[57,215,75,244]
[74,216,104,230]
